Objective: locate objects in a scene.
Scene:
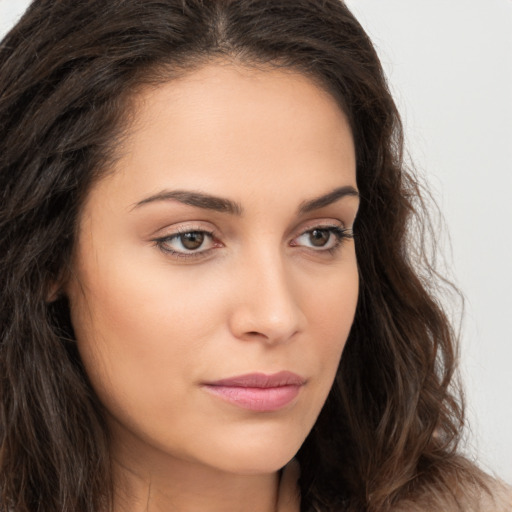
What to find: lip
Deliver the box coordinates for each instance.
[202,371,306,412]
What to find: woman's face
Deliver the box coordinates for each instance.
[66,62,359,476]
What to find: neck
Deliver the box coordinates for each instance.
[110,432,282,512]
[107,412,301,512]
[113,459,280,512]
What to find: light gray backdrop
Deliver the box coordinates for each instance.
[1,0,511,482]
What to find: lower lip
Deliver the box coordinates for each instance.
[203,384,302,411]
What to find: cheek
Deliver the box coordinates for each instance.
[305,259,358,351]
[66,248,222,413]
[282,254,359,412]
[67,263,228,457]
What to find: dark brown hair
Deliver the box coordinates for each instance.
[0,1,486,511]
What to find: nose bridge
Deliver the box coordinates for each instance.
[229,243,304,344]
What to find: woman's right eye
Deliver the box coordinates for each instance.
[154,230,217,258]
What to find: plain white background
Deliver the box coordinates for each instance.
[1,0,511,482]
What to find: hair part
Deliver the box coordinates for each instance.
[0,1,487,511]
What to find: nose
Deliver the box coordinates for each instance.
[227,251,305,345]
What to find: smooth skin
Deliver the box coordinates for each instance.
[65,61,360,512]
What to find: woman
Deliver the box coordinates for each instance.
[0,1,510,511]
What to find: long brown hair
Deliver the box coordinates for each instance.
[0,1,485,511]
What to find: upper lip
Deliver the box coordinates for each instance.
[204,371,306,388]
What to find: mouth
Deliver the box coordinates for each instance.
[202,371,306,412]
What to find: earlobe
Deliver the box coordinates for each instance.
[46,269,69,303]
[46,281,63,303]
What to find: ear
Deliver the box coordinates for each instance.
[45,268,69,303]
[46,281,63,302]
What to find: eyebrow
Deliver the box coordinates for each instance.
[298,185,359,214]
[132,190,243,215]
[131,185,359,215]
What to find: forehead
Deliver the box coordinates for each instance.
[85,61,356,211]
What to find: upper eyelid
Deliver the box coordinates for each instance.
[154,228,216,245]
[150,221,218,238]
[155,225,350,248]
[156,221,342,236]
[298,220,344,230]
[293,218,348,236]
[151,218,350,240]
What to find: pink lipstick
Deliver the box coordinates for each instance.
[202,371,305,412]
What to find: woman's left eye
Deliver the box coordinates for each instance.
[292,226,352,251]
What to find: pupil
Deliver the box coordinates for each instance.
[310,229,329,247]
[181,232,204,250]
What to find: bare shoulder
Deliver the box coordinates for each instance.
[392,476,512,512]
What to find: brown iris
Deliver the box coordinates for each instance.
[180,231,205,250]
[309,229,330,247]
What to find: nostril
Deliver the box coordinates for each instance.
[246,331,267,339]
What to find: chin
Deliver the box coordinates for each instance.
[195,424,307,475]
[214,450,299,476]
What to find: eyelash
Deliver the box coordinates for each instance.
[153,227,218,260]
[291,226,353,256]
[153,225,354,261]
